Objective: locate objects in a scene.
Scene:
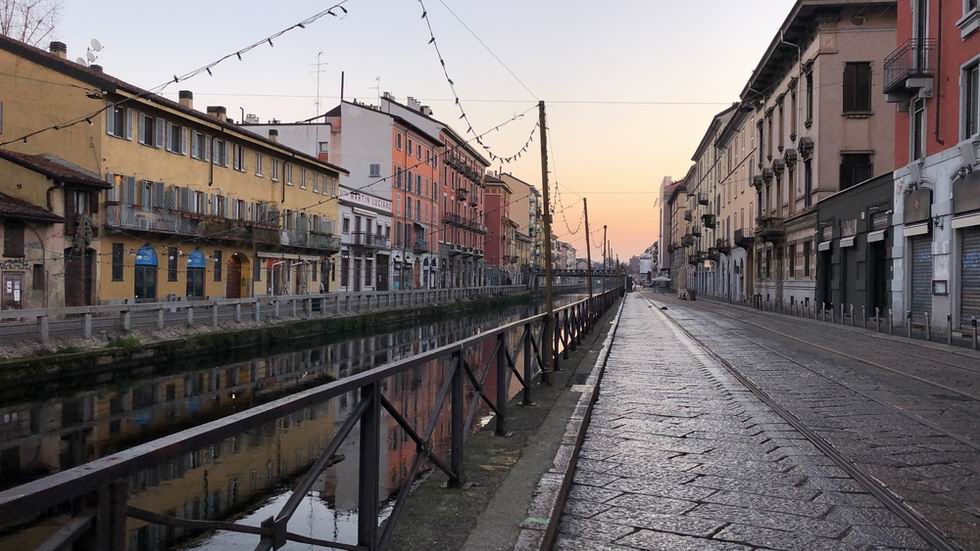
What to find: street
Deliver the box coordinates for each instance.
[555,292,980,550]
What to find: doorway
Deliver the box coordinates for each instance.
[870,241,888,315]
[819,250,833,309]
[376,255,389,291]
[2,273,23,309]
[134,245,158,303]
[186,250,206,300]
[226,254,243,299]
[64,247,94,306]
[353,258,362,292]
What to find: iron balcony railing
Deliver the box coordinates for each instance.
[413,239,430,253]
[755,216,786,243]
[351,232,390,249]
[883,38,937,94]
[734,228,754,249]
[0,287,623,551]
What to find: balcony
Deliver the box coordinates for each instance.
[106,204,251,241]
[716,238,731,254]
[702,213,716,229]
[734,228,754,249]
[447,243,463,256]
[284,229,341,253]
[755,216,785,244]
[443,213,463,226]
[683,209,693,222]
[707,247,720,262]
[681,234,695,247]
[350,231,389,250]
[413,239,430,254]
[883,39,936,102]
[457,187,469,201]
[688,252,703,266]
[697,193,709,206]
[474,248,484,257]
[690,225,702,237]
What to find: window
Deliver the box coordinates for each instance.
[803,241,812,277]
[342,217,350,234]
[804,159,813,208]
[757,122,764,167]
[341,256,350,287]
[168,247,178,282]
[407,139,413,156]
[840,153,873,190]
[788,243,796,277]
[805,69,814,126]
[106,104,132,139]
[313,173,321,193]
[965,61,979,138]
[233,144,246,171]
[191,132,209,161]
[285,163,293,185]
[911,98,926,160]
[396,133,402,150]
[112,243,124,281]
[167,123,184,154]
[271,158,280,181]
[416,175,422,195]
[790,88,798,138]
[213,139,228,166]
[3,221,24,257]
[214,250,222,281]
[255,153,264,176]
[370,163,381,178]
[32,264,43,290]
[843,62,872,113]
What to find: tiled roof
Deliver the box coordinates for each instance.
[0,192,63,223]
[0,149,110,188]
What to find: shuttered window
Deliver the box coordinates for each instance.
[843,62,872,113]
[168,247,178,282]
[3,221,24,258]
[112,243,124,281]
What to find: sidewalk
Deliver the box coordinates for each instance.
[553,294,930,551]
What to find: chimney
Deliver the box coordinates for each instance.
[206,105,227,122]
[407,96,421,111]
[179,90,194,110]
[421,105,433,116]
[89,64,103,73]
[268,129,279,143]
[49,41,67,59]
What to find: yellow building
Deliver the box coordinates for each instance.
[0,38,347,306]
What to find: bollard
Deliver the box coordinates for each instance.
[875,307,880,332]
[187,306,194,327]
[292,299,298,319]
[973,318,978,350]
[862,306,867,329]
[906,311,912,338]
[888,308,893,334]
[850,304,854,326]
[83,312,93,339]
[38,315,49,344]
[235,303,242,323]
[274,299,280,318]
[947,314,953,345]
[254,301,262,322]
[495,333,508,436]
[212,303,219,327]
[122,310,131,332]
[925,311,931,341]
[157,308,165,330]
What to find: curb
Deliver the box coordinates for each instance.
[513,295,627,551]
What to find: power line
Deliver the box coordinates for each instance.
[158,92,735,106]
[435,0,537,100]
[0,1,352,148]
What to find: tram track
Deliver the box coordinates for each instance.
[642,294,966,551]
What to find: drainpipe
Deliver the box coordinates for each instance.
[934,0,944,146]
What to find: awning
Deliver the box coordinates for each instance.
[840,236,856,248]
[951,212,980,229]
[867,229,887,243]
[903,223,929,237]
[817,241,831,252]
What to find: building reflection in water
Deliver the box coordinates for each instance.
[0,298,566,551]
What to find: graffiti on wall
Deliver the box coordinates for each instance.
[0,258,29,271]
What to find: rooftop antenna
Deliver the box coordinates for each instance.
[77,38,103,67]
[309,51,328,143]
[370,76,381,107]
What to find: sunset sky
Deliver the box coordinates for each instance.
[55,0,796,258]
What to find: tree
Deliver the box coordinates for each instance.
[0,0,61,46]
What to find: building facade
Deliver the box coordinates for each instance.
[744,0,897,308]
[484,175,516,284]
[337,188,392,293]
[380,95,491,289]
[887,0,980,330]
[0,38,346,306]
[499,173,542,273]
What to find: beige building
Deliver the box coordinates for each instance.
[746,0,897,307]
[0,37,347,306]
[499,173,542,270]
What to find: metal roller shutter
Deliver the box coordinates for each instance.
[960,227,980,327]
[909,236,932,320]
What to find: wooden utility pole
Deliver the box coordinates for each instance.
[538,101,555,384]
[583,198,593,297]
[602,225,607,294]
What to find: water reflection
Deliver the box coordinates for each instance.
[0,297,576,550]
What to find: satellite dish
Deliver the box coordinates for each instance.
[75,57,87,65]
[86,51,96,62]
[90,38,102,52]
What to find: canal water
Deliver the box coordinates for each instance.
[0,295,580,551]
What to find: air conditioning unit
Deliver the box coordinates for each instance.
[136,215,150,230]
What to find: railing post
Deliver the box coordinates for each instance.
[907,311,913,338]
[157,307,165,329]
[90,480,128,551]
[235,303,242,323]
[973,317,978,350]
[291,298,299,319]
[212,302,219,327]
[875,307,880,332]
[495,333,508,436]
[305,298,313,318]
[254,300,262,322]
[449,352,465,487]
[38,314,49,344]
[925,311,931,341]
[357,382,381,551]
[888,308,893,334]
[522,323,533,406]
[187,306,194,327]
[947,314,953,345]
[273,299,280,318]
[121,310,131,332]
[84,312,93,339]
[553,312,561,371]
[862,306,867,329]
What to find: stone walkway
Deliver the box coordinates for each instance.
[554,294,930,551]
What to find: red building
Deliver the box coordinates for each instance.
[887,0,980,329]
[484,175,516,285]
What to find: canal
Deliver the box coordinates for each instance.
[0,294,581,550]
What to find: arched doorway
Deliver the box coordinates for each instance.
[186,249,206,300]
[226,253,246,298]
[134,244,158,302]
[64,247,95,306]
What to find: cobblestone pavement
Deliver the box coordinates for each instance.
[641,291,980,550]
[556,294,938,551]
